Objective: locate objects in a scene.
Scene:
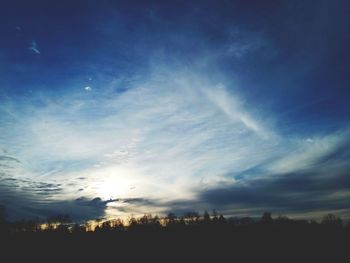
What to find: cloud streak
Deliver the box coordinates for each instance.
[28,40,40,54]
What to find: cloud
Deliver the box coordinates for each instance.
[266,133,349,174]
[28,40,40,54]
[165,133,350,219]
[1,65,349,220]
[0,68,280,218]
[0,155,20,163]
[0,183,109,222]
[75,197,118,208]
[203,84,272,139]
[226,30,269,59]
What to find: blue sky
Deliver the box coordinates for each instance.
[0,0,350,221]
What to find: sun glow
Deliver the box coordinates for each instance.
[88,165,139,200]
[96,177,129,200]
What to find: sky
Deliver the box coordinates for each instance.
[1,0,350,222]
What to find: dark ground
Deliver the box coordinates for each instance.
[1,214,349,261]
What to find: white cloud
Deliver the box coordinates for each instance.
[2,67,346,218]
[203,84,272,139]
[0,70,278,209]
[28,40,40,54]
[267,132,348,175]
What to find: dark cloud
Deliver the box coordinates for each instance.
[196,140,350,216]
[157,139,350,218]
[0,153,109,221]
[200,173,349,209]
[75,197,118,208]
[0,190,111,222]
[22,182,63,196]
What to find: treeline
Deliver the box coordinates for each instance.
[1,206,349,260]
[0,205,348,234]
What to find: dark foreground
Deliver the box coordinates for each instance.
[1,216,350,261]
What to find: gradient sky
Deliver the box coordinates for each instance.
[1,0,350,221]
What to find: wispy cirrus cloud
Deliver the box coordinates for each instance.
[0,67,282,220]
[0,66,349,221]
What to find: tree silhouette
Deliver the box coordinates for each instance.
[0,205,5,224]
[165,213,177,226]
[212,210,219,223]
[321,213,343,228]
[261,212,273,224]
[184,211,199,225]
[203,210,210,223]
[218,214,226,225]
[0,205,8,234]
